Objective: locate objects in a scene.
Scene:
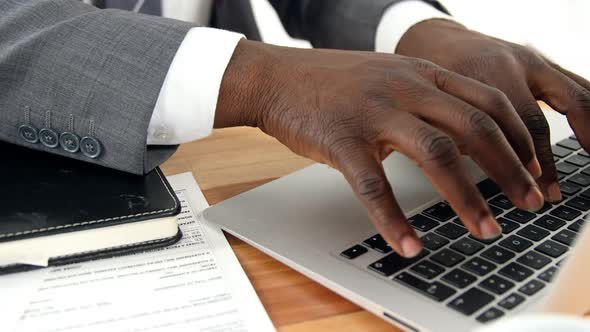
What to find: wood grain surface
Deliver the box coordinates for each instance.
[161,127,401,331]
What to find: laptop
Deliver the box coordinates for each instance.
[203,109,587,331]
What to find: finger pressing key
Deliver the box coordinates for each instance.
[381,114,502,240]
[333,141,422,258]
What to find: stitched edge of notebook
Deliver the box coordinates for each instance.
[0,231,181,271]
[0,168,179,239]
[50,235,176,261]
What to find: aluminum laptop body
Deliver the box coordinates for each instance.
[203,110,581,332]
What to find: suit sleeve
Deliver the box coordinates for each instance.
[0,0,195,174]
[267,0,449,50]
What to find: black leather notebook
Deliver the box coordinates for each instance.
[0,141,181,274]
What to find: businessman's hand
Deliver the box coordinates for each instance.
[397,19,590,203]
[216,40,545,258]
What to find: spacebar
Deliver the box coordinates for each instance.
[394,272,456,302]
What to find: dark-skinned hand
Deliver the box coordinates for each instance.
[397,19,590,203]
[215,39,546,258]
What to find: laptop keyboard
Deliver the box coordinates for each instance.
[339,136,588,324]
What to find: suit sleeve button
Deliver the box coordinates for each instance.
[39,128,59,148]
[59,132,80,153]
[80,136,102,158]
[18,124,39,144]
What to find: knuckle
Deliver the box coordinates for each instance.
[520,106,550,137]
[326,134,363,166]
[485,88,512,111]
[512,45,546,68]
[414,127,459,167]
[353,170,391,203]
[409,57,437,72]
[433,69,451,90]
[462,107,500,139]
[569,85,590,111]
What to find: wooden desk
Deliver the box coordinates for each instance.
[161,127,398,332]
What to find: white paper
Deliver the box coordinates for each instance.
[0,172,275,332]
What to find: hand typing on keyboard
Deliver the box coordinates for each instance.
[218,19,590,257]
[396,20,590,205]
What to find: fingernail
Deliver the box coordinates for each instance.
[400,236,422,258]
[547,182,563,202]
[479,217,502,240]
[527,158,543,179]
[525,186,545,211]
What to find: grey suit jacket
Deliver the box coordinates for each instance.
[0,0,446,174]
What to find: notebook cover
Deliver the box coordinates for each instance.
[0,141,181,272]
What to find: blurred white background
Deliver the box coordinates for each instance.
[251,0,590,79]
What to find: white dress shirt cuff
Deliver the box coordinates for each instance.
[375,0,456,54]
[147,27,244,145]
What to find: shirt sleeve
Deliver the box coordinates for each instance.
[147,27,244,145]
[375,0,457,53]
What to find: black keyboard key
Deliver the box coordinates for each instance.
[498,293,525,310]
[517,225,550,242]
[410,260,445,279]
[477,179,501,199]
[550,206,582,221]
[480,275,514,295]
[535,240,568,258]
[431,249,465,267]
[423,202,455,221]
[476,307,504,323]
[499,262,534,282]
[489,194,513,210]
[517,251,551,270]
[570,135,578,141]
[566,196,590,212]
[505,209,536,224]
[565,154,590,167]
[363,234,392,253]
[581,150,590,157]
[340,244,368,259]
[442,269,477,289]
[482,246,515,264]
[462,257,496,276]
[559,181,582,195]
[538,266,557,282]
[537,202,553,214]
[448,288,495,316]
[568,173,590,187]
[581,188,590,199]
[394,272,456,302]
[557,138,581,151]
[409,214,439,232]
[556,162,578,175]
[489,205,503,217]
[420,233,449,251]
[533,215,566,231]
[519,279,545,296]
[499,235,532,252]
[469,234,501,245]
[450,237,484,256]
[568,219,586,232]
[557,172,566,181]
[552,229,578,246]
[497,218,520,234]
[435,223,468,240]
[552,145,573,158]
[368,250,429,276]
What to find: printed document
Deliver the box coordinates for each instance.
[1,172,275,332]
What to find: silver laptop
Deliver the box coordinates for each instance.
[203,110,586,331]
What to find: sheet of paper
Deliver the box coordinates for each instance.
[0,172,275,332]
